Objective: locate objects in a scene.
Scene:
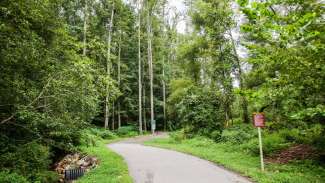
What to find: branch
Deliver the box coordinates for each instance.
[0,76,53,125]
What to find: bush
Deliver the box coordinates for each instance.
[240,133,291,155]
[34,171,59,183]
[169,129,187,143]
[89,128,117,140]
[0,171,29,183]
[210,130,222,142]
[116,126,138,137]
[172,86,224,138]
[220,124,256,144]
[0,142,53,180]
[278,124,324,144]
[185,136,216,147]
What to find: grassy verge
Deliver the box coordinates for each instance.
[76,139,132,183]
[74,127,137,183]
[144,137,325,183]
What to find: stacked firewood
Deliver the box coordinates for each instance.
[55,153,99,182]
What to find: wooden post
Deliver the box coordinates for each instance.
[258,127,265,171]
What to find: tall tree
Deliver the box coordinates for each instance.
[147,0,155,134]
[138,0,143,134]
[105,1,115,129]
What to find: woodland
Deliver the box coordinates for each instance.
[0,0,324,182]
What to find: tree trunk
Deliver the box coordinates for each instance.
[143,53,147,131]
[138,0,143,134]
[162,57,166,131]
[112,102,115,130]
[83,0,88,56]
[118,30,122,129]
[105,1,115,129]
[147,1,154,134]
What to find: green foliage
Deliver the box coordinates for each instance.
[220,124,256,144]
[170,86,224,137]
[115,126,138,137]
[241,133,291,156]
[169,129,187,143]
[278,124,325,149]
[33,171,59,183]
[0,141,60,182]
[0,171,29,183]
[88,128,118,140]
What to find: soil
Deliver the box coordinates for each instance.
[265,144,319,164]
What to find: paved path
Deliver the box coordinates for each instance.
[107,134,252,183]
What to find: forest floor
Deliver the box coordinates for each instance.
[108,133,252,183]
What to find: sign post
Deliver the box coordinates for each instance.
[151,119,156,135]
[253,113,265,171]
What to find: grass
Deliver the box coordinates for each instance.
[76,128,133,183]
[76,139,133,183]
[144,137,325,183]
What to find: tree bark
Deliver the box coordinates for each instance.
[147,1,154,134]
[83,0,88,56]
[105,1,115,129]
[138,0,143,134]
[118,30,122,129]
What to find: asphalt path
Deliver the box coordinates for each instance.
[108,134,252,183]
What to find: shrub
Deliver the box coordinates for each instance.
[0,142,52,179]
[220,124,256,144]
[240,133,291,155]
[278,124,324,145]
[116,126,138,137]
[172,86,224,137]
[0,171,29,183]
[210,130,222,142]
[185,136,216,147]
[169,129,187,143]
[89,128,117,140]
[33,171,59,183]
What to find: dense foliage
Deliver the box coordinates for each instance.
[0,0,324,181]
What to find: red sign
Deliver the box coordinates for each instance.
[253,113,265,127]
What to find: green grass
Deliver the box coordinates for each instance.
[76,139,133,183]
[144,137,325,183]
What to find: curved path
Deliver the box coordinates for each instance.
[107,134,252,183]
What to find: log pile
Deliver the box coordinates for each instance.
[55,153,99,182]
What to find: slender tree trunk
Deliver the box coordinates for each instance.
[83,0,88,56]
[118,30,122,129]
[143,55,147,131]
[162,57,166,131]
[138,0,143,134]
[112,102,115,130]
[229,31,249,123]
[105,2,115,129]
[147,1,154,134]
[81,0,88,121]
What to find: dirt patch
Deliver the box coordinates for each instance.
[266,144,318,164]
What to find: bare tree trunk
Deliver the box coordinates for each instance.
[147,1,154,134]
[162,57,166,131]
[138,0,143,134]
[83,0,88,56]
[143,55,147,131]
[105,2,115,129]
[112,102,115,130]
[118,30,122,129]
